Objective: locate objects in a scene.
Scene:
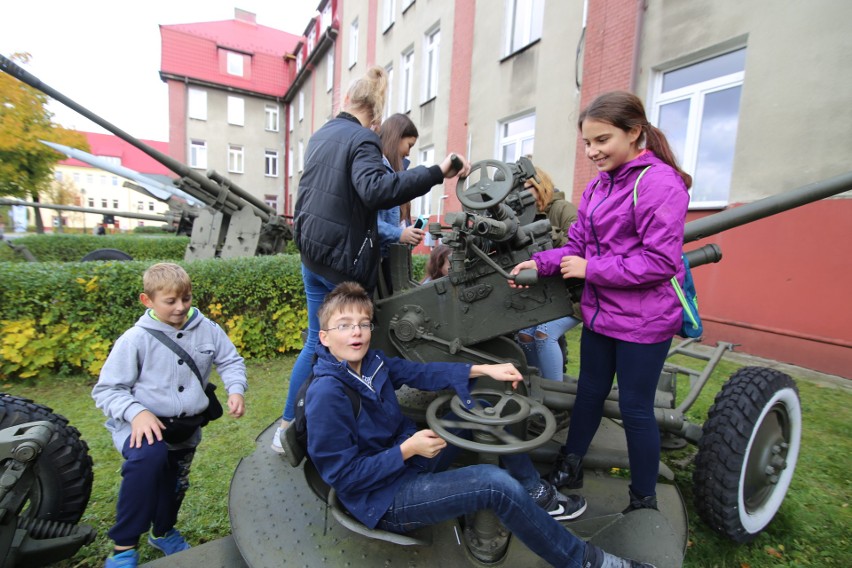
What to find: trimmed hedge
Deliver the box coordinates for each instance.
[0,253,430,380]
[0,234,188,263]
[0,255,306,379]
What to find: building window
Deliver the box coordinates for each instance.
[86,173,94,184]
[499,113,536,162]
[87,198,94,208]
[298,140,305,172]
[296,50,303,73]
[383,0,396,31]
[321,3,332,29]
[137,200,144,211]
[289,106,294,132]
[264,194,278,211]
[308,28,316,54]
[349,19,359,68]
[101,199,108,208]
[113,199,119,209]
[288,148,294,178]
[400,48,414,112]
[100,175,107,184]
[652,48,746,207]
[384,63,394,121]
[73,172,81,183]
[265,105,279,131]
[190,140,208,169]
[413,146,435,218]
[228,145,245,174]
[326,52,334,92]
[112,176,118,186]
[504,0,544,56]
[227,51,244,76]
[265,150,279,177]
[228,96,245,126]
[299,92,305,122]
[188,88,207,120]
[423,27,440,102]
[148,201,154,211]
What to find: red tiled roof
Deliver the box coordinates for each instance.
[160,19,300,96]
[58,131,173,176]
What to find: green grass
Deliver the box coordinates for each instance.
[4,333,850,567]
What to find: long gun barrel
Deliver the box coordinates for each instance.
[0,54,273,220]
[0,198,173,223]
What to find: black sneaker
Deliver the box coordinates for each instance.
[622,487,658,514]
[549,451,584,489]
[530,480,587,521]
[582,542,656,568]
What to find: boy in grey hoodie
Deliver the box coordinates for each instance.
[92,263,247,568]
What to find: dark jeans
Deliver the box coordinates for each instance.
[281,264,337,422]
[377,460,587,567]
[108,437,195,546]
[564,327,672,497]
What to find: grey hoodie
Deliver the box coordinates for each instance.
[92,308,247,451]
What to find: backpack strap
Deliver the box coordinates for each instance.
[142,328,204,387]
[632,165,653,206]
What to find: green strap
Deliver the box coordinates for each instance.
[631,165,695,323]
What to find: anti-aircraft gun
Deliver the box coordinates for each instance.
[0,54,293,261]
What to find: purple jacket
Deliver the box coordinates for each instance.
[532,151,689,343]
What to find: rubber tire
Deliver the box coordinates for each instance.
[693,366,801,543]
[80,248,133,262]
[0,394,94,524]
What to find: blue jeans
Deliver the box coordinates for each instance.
[280,264,337,422]
[377,461,586,567]
[109,438,195,546]
[563,327,672,497]
[518,316,582,381]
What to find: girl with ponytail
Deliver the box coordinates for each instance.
[509,91,691,514]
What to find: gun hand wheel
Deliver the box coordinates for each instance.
[425,388,555,454]
[457,160,515,210]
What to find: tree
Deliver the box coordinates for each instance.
[0,53,88,233]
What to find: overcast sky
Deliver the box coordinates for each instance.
[1,0,319,141]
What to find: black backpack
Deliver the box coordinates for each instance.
[285,370,361,467]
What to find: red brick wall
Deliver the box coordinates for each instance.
[572,0,644,201]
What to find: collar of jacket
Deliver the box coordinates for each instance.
[336,111,361,125]
[315,344,384,392]
[600,150,659,186]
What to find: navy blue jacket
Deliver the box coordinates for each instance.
[305,344,473,528]
[294,113,443,292]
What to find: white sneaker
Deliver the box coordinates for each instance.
[271,426,285,453]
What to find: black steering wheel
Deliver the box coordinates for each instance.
[425,388,556,454]
[457,160,515,210]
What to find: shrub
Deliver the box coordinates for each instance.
[0,234,188,263]
[0,255,306,379]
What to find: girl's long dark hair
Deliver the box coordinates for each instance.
[380,113,419,172]
[578,91,692,188]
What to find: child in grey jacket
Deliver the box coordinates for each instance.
[92,263,247,568]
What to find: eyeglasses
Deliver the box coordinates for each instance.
[322,323,375,333]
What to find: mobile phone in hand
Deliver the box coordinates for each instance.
[414,215,428,230]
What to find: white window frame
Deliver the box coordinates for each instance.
[113,199,119,209]
[321,3,332,29]
[326,52,335,92]
[265,104,279,132]
[498,112,536,162]
[299,92,305,122]
[189,140,208,169]
[296,50,303,73]
[188,88,207,120]
[87,197,94,208]
[504,0,544,57]
[650,48,746,208]
[349,19,359,68]
[400,48,414,112]
[298,141,305,172]
[227,96,245,126]
[288,148,294,178]
[422,27,440,102]
[402,0,415,12]
[289,106,294,132]
[384,63,394,120]
[228,144,245,174]
[412,146,436,218]
[383,0,396,31]
[265,150,279,177]
[226,51,244,76]
[308,28,316,54]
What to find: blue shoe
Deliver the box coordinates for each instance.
[105,549,138,568]
[148,528,191,555]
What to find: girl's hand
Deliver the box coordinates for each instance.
[400,226,425,246]
[400,429,448,459]
[560,256,587,280]
[471,363,523,389]
[228,393,245,418]
[439,153,471,178]
[508,260,538,289]
[129,410,164,448]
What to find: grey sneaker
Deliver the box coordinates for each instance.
[271,426,285,453]
[531,480,587,521]
[582,542,656,568]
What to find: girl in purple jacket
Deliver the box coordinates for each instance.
[509,91,692,513]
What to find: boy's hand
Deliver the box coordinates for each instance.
[400,429,447,460]
[470,363,523,389]
[130,410,164,448]
[228,393,245,418]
